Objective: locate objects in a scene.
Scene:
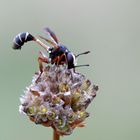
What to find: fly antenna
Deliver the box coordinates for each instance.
[74,64,89,68]
[76,51,90,58]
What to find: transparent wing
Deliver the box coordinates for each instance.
[43,27,59,45]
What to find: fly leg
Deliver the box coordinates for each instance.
[57,54,66,65]
[36,51,50,83]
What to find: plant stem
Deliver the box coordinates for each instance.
[53,130,60,140]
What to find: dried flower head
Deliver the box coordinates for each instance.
[19,65,98,136]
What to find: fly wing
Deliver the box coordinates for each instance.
[39,35,57,47]
[43,27,59,45]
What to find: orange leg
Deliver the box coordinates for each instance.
[36,51,50,83]
[56,54,66,65]
[51,53,66,66]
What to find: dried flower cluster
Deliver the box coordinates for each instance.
[19,65,98,135]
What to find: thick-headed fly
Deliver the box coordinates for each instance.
[13,28,90,82]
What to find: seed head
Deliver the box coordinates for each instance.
[19,65,98,135]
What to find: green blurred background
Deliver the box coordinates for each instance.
[0,0,140,140]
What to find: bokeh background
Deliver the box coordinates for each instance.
[0,0,140,140]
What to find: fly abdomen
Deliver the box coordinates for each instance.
[13,32,35,50]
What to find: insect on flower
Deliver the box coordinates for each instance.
[12,28,90,82]
[13,28,98,137]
